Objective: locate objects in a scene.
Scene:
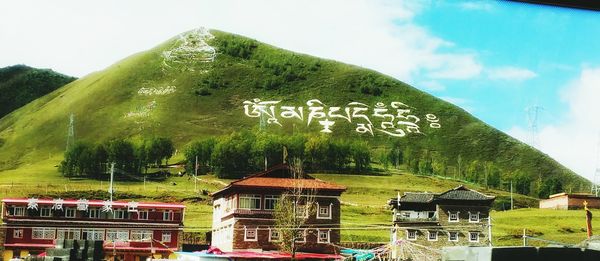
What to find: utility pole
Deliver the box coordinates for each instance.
[194,156,198,192]
[526,105,543,148]
[510,181,514,210]
[592,132,600,196]
[488,215,493,247]
[109,163,115,202]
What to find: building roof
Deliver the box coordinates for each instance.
[1,198,186,209]
[388,185,495,207]
[211,164,346,197]
[436,185,495,201]
[547,192,600,199]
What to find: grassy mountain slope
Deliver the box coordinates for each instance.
[0,29,589,193]
[0,65,76,118]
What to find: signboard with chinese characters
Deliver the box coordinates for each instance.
[243,98,441,137]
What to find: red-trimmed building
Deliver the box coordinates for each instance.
[1,198,185,261]
[211,164,346,254]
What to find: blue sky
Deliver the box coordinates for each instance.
[0,0,599,179]
[410,1,600,131]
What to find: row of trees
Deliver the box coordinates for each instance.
[60,137,174,179]
[184,131,371,178]
[379,142,563,198]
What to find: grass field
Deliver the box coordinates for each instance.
[1,160,593,247]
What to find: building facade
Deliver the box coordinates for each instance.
[539,193,600,210]
[388,185,495,259]
[211,164,346,254]
[1,198,185,261]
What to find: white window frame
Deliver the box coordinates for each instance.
[448,231,459,242]
[88,208,100,218]
[57,228,81,240]
[427,231,438,241]
[469,232,479,243]
[138,210,149,220]
[40,207,52,217]
[161,231,172,243]
[106,230,129,242]
[32,227,56,239]
[406,230,417,241]
[469,212,480,223]
[296,205,309,218]
[83,229,105,240]
[317,203,332,219]
[448,211,459,222]
[269,228,280,242]
[239,194,261,210]
[65,207,76,218]
[163,210,174,221]
[244,226,257,242]
[11,206,25,216]
[317,230,330,243]
[13,229,23,239]
[264,195,279,210]
[113,209,126,219]
[296,229,307,243]
[130,230,153,241]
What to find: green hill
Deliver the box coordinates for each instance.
[0,28,589,196]
[0,64,76,118]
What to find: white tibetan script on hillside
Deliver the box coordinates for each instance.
[243,99,441,137]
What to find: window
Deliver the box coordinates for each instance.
[106,230,129,242]
[13,229,23,239]
[401,212,410,218]
[130,230,153,241]
[88,208,100,218]
[32,227,56,239]
[428,231,438,241]
[57,229,81,240]
[163,210,174,221]
[469,232,479,242]
[162,231,172,242]
[9,206,25,216]
[40,207,52,217]
[318,230,330,243]
[264,195,279,210]
[296,205,308,218]
[65,207,76,218]
[138,210,148,220]
[317,204,331,219]
[296,229,307,243]
[82,229,105,240]
[448,211,459,222]
[244,227,257,241]
[269,229,280,242]
[113,209,126,219]
[239,194,261,210]
[448,231,459,242]
[406,230,417,241]
[469,212,480,223]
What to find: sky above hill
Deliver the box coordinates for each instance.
[1,0,599,181]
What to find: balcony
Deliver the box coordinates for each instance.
[394,216,438,223]
[232,209,274,215]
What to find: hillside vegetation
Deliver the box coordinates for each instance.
[0,28,589,198]
[0,65,76,118]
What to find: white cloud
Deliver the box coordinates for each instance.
[419,80,445,91]
[0,0,481,83]
[487,66,537,81]
[506,67,600,181]
[459,2,494,11]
